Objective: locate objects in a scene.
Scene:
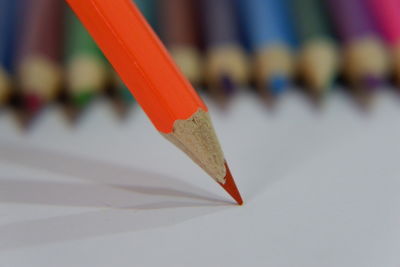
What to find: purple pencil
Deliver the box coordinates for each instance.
[200,0,249,102]
[326,0,389,102]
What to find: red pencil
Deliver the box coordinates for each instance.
[16,0,64,127]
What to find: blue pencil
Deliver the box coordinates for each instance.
[237,0,296,96]
[200,0,249,99]
[0,0,20,105]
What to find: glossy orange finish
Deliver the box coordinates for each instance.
[66,0,207,133]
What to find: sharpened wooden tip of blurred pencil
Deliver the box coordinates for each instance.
[64,92,94,124]
[393,46,400,86]
[16,94,44,129]
[0,69,11,105]
[353,75,383,109]
[268,75,289,96]
[108,74,134,118]
[111,98,131,119]
[299,40,338,93]
[254,45,294,96]
[220,74,236,95]
[205,45,249,95]
[170,46,203,85]
[344,37,389,88]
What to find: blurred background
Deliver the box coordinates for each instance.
[0,0,399,126]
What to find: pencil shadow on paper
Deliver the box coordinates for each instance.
[0,142,231,251]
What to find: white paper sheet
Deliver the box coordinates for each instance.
[0,90,399,267]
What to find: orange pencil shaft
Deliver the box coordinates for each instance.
[66,0,206,133]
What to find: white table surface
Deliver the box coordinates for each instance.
[0,89,399,267]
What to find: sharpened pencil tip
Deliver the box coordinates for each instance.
[24,94,44,115]
[362,75,383,92]
[64,92,95,124]
[72,91,94,108]
[64,105,83,124]
[218,162,243,205]
[119,88,135,104]
[112,99,131,119]
[268,75,289,96]
[220,74,236,95]
[18,94,44,129]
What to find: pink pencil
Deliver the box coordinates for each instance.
[368,0,400,83]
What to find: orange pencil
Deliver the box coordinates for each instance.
[66,0,242,204]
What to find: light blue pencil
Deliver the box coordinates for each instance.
[237,0,297,96]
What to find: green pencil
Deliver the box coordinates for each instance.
[291,0,339,97]
[64,7,109,121]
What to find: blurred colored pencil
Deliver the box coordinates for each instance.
[64,7,109,122]
[0,0,18,106]
[115,76,134,105]
[326,0,389,105]
[109,0,158,118]
[16,0,64,126]
[106,0,157,117]
[368,0,400,86]
[158,0,203,85]
[107,0,156,117]
[238,0,296,98]
[200,0,249,101]
[108,72,135,118]
[291,0,338,99]
[134,0,158,31]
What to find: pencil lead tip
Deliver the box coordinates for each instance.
[218,162,243,205]
[18,94,44,129]
[24,93,43,115]
[73,91,94,108]
[64,105,83,124]
[65,92,94,124]
[118,88,135,103]
[309,88,325,107]
[355,75,383,109]
[220,74,236,95]
[112,99,131,119]
[268,75,289,96]
[363,75,383,92]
